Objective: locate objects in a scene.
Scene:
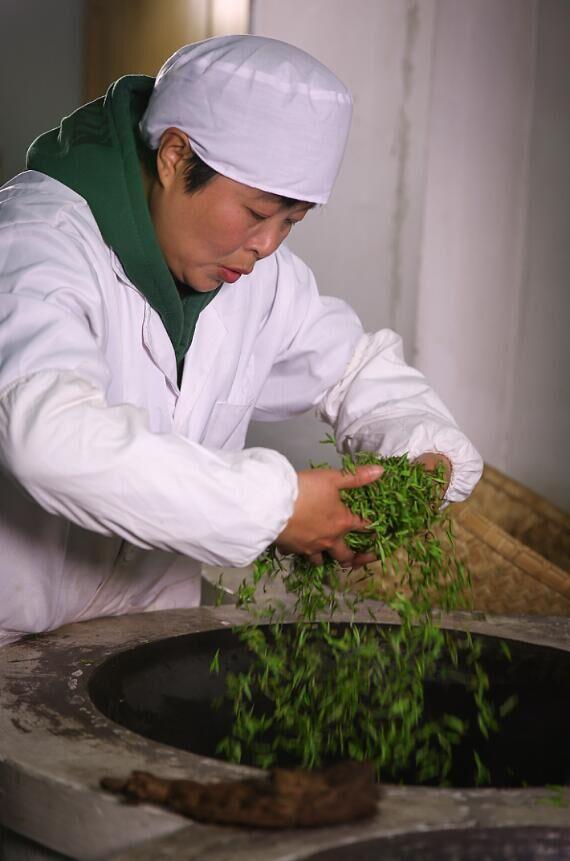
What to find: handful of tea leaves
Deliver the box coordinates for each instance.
[213,445,500,784]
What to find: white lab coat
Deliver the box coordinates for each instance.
[0,171,482,645]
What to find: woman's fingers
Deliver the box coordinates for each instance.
[276,465,384,560]
[328,540,357,565]
[414,452,451,493]
[352,550,378,567]
[337,464,383,490]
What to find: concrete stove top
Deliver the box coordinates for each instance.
[0,606,568,860]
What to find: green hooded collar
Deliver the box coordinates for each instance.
[26,75,219,365]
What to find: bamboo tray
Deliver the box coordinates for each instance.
[451,505,570,616]
[351,466,570,617]
[460,464,570,573]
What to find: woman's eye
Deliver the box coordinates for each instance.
[249,209,268,221]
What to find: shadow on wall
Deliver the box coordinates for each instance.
[0,0,85,184]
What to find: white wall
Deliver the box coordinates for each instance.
[506,0,570,508]
[250,0,569,509]
[416,0,570,509]
[415,1,536,469]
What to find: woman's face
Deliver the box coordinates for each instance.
[147,129,312,292]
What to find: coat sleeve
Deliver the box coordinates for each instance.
[253,248,482,503]
[251,247,365,420]
[0,219,297,567]
[317,329,483,503]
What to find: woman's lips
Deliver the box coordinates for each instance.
[219,266,246,284]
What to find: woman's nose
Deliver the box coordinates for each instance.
[246,221,288,260]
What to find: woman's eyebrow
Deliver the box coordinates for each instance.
[252,191,282,204]
[250,191,314,213]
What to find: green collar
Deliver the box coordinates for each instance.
[27,75,220,363]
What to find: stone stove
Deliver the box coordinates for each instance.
[0,605,568,860]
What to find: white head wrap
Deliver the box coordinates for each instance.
[139,35,352,204]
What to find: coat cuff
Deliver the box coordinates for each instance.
[341,417,483,503]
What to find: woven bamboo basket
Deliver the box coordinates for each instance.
[461,464,570,572]
[349,465,570,617]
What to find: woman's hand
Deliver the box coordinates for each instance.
[414,452,452,494]
[276,465,383,567]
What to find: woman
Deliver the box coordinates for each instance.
[0,36,482,645]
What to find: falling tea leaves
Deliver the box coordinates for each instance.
[214,446,503,784]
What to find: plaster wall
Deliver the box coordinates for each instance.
[416,0,570,510]
[250,0,570,509]
[415,0,536,475]
[506,0,570,508]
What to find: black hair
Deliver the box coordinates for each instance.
[182,151,218,194]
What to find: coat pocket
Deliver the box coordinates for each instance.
[203,401,254,450]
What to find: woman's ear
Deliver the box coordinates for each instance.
[155,127,192,188]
